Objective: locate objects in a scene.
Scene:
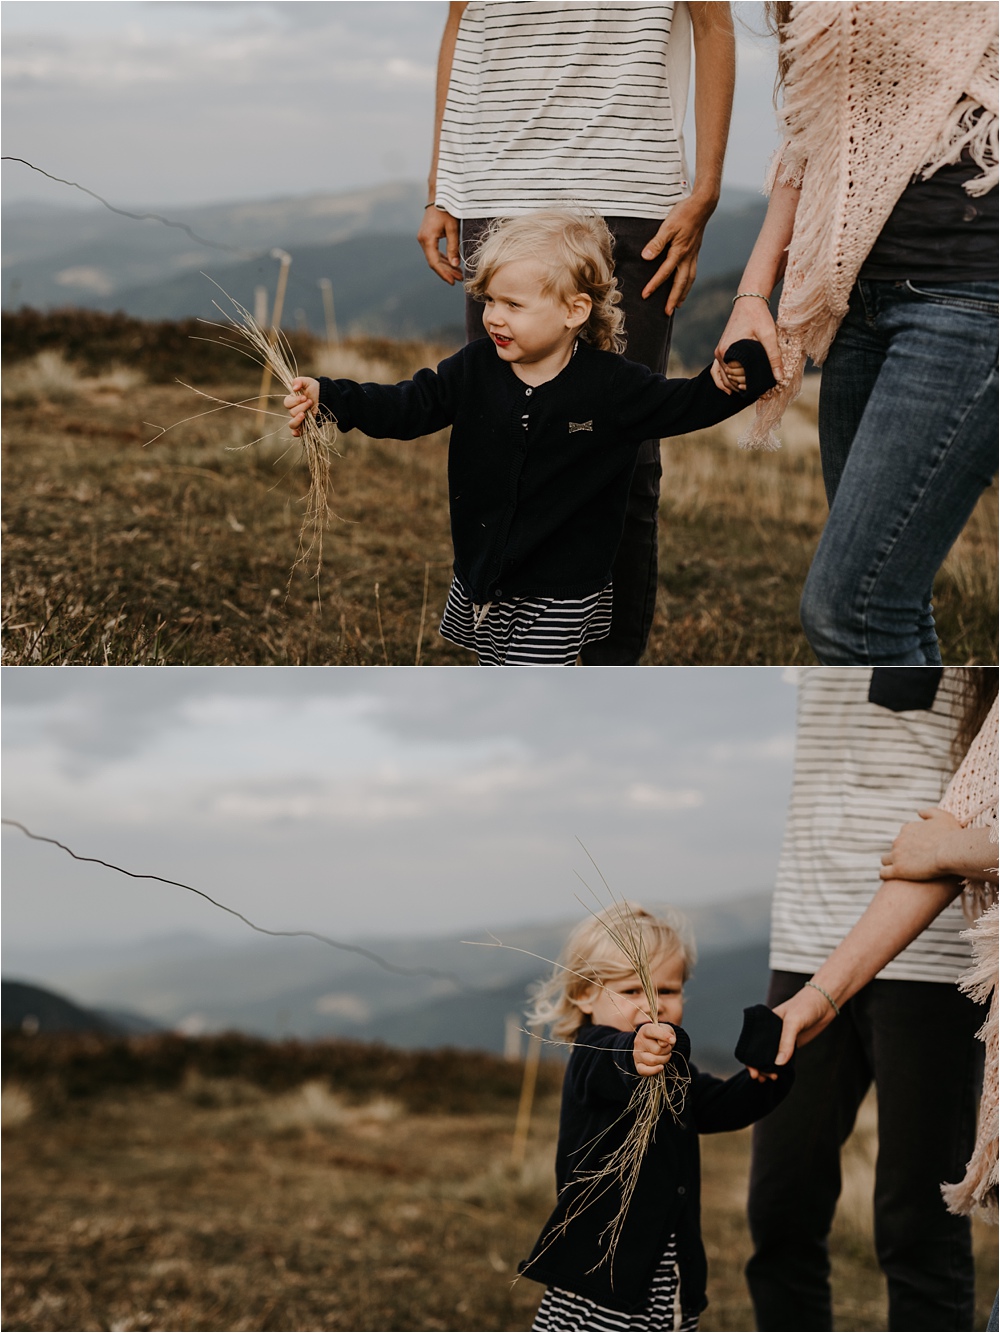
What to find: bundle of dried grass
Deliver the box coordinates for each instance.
[145,282,340,584]
[205,289,340,581]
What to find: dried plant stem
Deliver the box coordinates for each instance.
[257,250,292,420]
[511,1023,543,1168]
[415,562,431,666]
[374,582,389,664]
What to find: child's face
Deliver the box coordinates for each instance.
[575,950,686,1032]
[481,260,589,368]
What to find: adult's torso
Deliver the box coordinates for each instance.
[770,667,972,984]
[436,1,691,219]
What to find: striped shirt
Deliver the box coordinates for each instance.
[532,1236,699,1331]
[770,668,972,985]
[439,576,613,665]
[436,2,692,219]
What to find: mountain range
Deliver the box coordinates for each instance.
[2,181,767,356]
[3,891,774,1071]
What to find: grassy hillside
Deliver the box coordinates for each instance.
[3,1033,995,1332]
[4,321,994,666]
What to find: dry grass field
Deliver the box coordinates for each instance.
[2,1035,996,1332]
[3,329,995,665]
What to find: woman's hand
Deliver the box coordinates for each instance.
[633,1022,676,1077]
[639,195,716,315]
[879,808,997,884]
[711,296,783,393]
[743,982,835,1081]
[880,807,963,881]
[284,377,320,437]
[417,205,463,285]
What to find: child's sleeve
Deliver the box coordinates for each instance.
[615,340,777,441]
[315,350,461,440]
[689,1060,795,1135]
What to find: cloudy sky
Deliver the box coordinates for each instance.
[3,667,800,950]
[2,1,781,210]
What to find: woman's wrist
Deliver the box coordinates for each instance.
[804,979,841,1016]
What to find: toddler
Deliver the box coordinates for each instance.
[519,903,793,1330]
[285,212,773,665]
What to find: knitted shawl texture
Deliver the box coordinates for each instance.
[744,2,999,449]
[939,698,999,1223]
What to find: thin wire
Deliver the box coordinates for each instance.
[1,819,470,986]
[1,157,248,254]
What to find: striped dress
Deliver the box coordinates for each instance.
[439,577,613,666]
[435,2,692,220]
[532,1237,699,1331]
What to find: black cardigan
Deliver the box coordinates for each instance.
[317,338,775,605]
[518,1024,793,1317]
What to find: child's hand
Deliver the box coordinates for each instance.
[284,377,320,437]
[710,358,748,394]
[633,1022,676,1077]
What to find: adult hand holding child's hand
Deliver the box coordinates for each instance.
[633,1022,676,1077]
[284,377,320,437]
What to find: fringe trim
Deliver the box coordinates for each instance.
[919,90,999,196]
[941,903,999,1223]
[738,346,804,451]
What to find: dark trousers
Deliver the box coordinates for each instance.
[746,970,983,1331]
[460,216,673,665]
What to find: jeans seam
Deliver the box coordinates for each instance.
[903,279,1000,314]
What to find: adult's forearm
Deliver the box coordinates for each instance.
[809,877,964,1010]
[427,1,468,200]
[928,824,998,882]
[687,3,736,209]
[734,180,800,296]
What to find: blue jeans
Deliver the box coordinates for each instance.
[801,278,998,664]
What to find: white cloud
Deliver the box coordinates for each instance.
[625,784,704,812]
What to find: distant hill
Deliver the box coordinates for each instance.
[1,181,430,308]
[4,893,773,1065]
[2,181,767,353]
[90,234,469,342]
[1,979,160,1037]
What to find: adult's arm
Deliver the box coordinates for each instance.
[417,1,467,285]
[879,807,999,884]
[768,876,963,1069]
[710,178,800,390]
[641,2,736,315]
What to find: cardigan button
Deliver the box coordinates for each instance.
[677,1186,686,1195]
[525,387,533,396]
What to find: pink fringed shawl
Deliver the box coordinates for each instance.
[743,2,999,450]
[939,698,999,1223]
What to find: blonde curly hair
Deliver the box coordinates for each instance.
[465,211,626,354]
[527,902,697,1043]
